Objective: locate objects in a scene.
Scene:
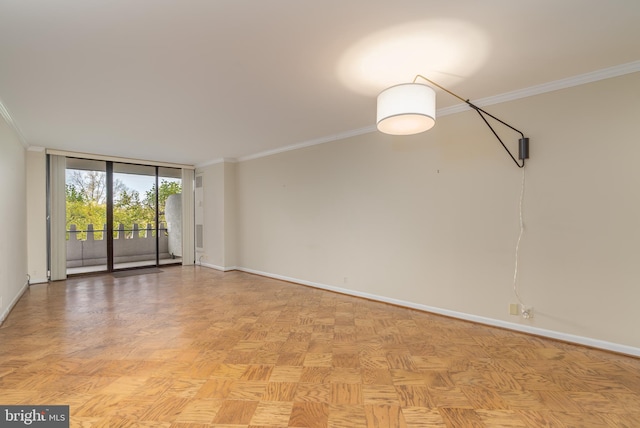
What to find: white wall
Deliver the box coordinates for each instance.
[224,162,237,267]
[0,115,28,323]
[234,73,640,353]
[196,160,237,270]
[26,149,48,283]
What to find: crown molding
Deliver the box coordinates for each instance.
[237,125,375,162]
[0,98,29,148]
[195,157,238,169]
[437,60,640,117]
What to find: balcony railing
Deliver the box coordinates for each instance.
[66,223,175,267]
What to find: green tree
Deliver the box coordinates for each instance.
[66,184,86,203]
[111,179,181,238]
[144,180,182,225]
[67,170,106,203]
[66,183,106,240]
[66,169,123,240]
[114,189,148,238]
[66,171,181,240]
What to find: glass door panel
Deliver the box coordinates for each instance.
[158,167,183,265]
[65,158,108,275]
[112,163,157,270]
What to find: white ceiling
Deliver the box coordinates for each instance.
[1,0,639,166]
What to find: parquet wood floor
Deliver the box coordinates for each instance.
[1,266,639,427]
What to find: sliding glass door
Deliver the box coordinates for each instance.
[63,158,183,274]
[65,158,108,274]
[158,167,183,265]
[112,163,157,270]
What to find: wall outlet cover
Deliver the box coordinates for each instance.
[509,303,519,315]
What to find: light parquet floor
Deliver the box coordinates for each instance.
[1,266,639,427]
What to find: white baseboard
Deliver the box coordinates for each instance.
[199,262,237,272]
[235,267,640,358]
[0,280,29,325]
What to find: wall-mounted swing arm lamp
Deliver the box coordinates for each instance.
[376,75,529,168]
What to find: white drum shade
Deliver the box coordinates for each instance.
[376,83,436,135]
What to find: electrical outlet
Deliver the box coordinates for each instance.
[521,306,534,319]
[509,303,519,315]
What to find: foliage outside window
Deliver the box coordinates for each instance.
[66,170,181,240]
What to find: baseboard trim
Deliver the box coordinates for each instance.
[234,267,640,358]
[200,262,237,272]
[0,280,29,326]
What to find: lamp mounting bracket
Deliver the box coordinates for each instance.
[414,75,529,168]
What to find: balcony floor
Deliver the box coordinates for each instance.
[67,257,182,275]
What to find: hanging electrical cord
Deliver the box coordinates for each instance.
[512,166,529,315]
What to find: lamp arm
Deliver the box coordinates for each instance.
[414,75,528,168]
[413,74,468,103]
[471,105,526,168]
